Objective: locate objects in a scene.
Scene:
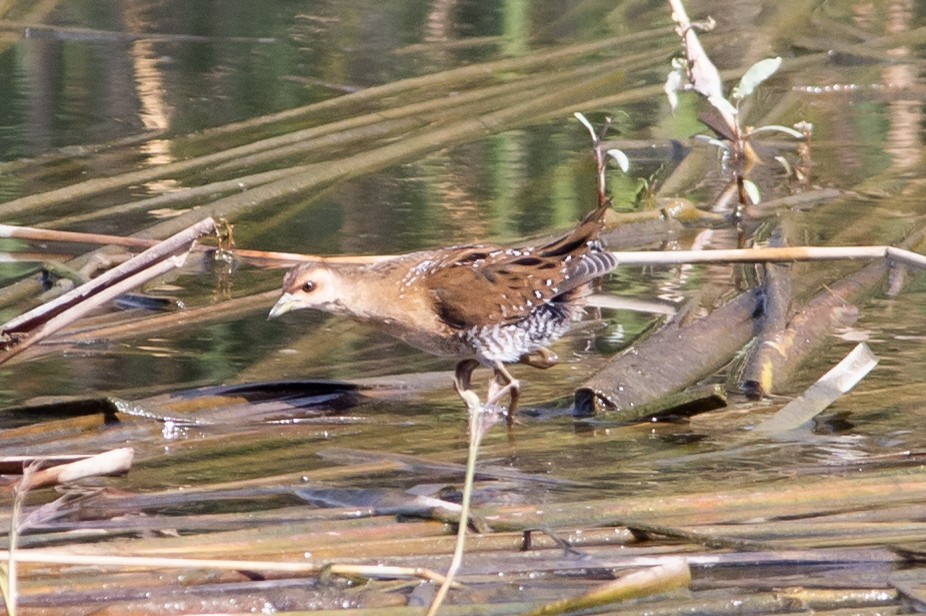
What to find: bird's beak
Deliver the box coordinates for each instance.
[268,293,296,320]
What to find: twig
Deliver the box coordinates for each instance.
[6,448,135,492]
[8,224,924,271]
[0,219,216,365]
[574,112,614,207]
[610,245,926,269]
[0,222,392,266]
[0,550,446,582]
[1,218,216,337]
[234,245,926,270]
[2,462,41,616]
[0,256,187,365]
[426,391,497,616]
[667,0,735,134]
[0,224,155,250]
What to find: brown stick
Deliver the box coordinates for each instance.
[0,218,216,364]
[1,218,216,336]
[6,222,925,268]
[16,448,135,491]
[611,245,926,269]
[0,222,392,266]
[0,254,186,365]
[736,258,889,397]
[575,289,761,417]
[0,224,155,249]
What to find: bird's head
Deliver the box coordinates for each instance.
[268,262,346,319]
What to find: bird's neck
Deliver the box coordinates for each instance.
[327,268,402,321]
[331,265,439,333]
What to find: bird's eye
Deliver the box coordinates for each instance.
[301,281,316,293]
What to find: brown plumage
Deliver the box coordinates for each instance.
[269,202,617,420]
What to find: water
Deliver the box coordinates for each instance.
[1,0,926,610]
[0,0,922,450]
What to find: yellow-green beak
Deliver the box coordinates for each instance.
[268,293,296,320]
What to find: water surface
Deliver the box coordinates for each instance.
[1,0,925,611]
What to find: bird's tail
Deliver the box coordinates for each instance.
[537,198,611,258]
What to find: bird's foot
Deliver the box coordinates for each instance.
[488,365,520,425]
[454,379,506,433]
[520,347,559,370]
[454,359,522,426]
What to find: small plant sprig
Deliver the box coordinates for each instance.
[663,0,811,210]
[574,112,630,207]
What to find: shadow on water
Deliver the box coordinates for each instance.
[2,0,926,612]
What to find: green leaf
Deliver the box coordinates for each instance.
[731,57,782,100]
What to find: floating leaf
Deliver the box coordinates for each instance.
[742,179,761,204]
[774,155,793,176]
[731,56,782,100]
[606,149,630,173]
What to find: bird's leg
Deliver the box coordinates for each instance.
[456,359,520,425]
[487,362,520,425]
[453,359,480,398]
[519,347,559,370]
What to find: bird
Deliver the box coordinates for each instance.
[268,201,618,422]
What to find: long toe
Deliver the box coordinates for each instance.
[488,375,520,412]
[504,382,521,425]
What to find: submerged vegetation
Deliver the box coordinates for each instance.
[1,0,926,614]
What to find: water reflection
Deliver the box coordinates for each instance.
[0,0,924,487]
[3,2,926,613]
[881,0,923,168]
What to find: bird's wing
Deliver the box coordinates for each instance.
[424,244,617,330]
